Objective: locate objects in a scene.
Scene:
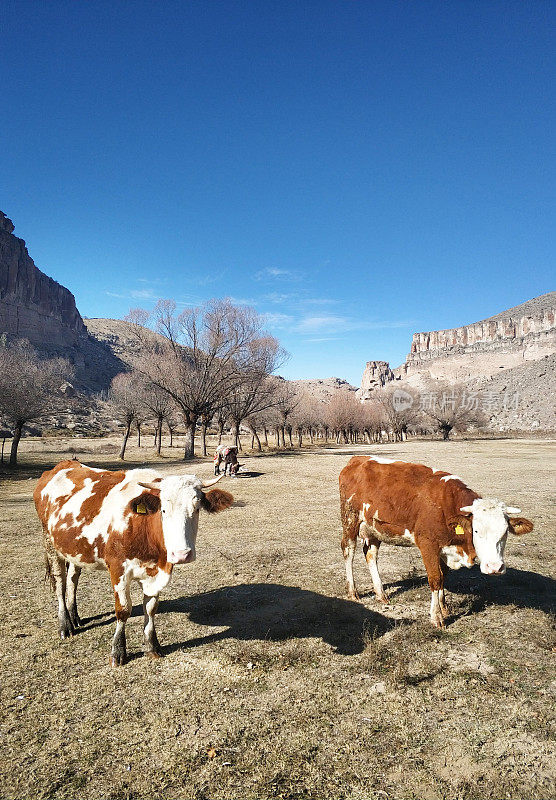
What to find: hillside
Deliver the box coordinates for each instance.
[359,291,556,431]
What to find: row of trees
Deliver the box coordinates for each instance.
[109,372,486,460]
[0,298,486,466]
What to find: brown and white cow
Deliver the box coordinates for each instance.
[214,445,241,477]
[339,455,533,627]
[34,460,234,665]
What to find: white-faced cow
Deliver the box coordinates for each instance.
[34,460,234,665]
[339,456,533,627]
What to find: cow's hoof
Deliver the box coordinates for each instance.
[59,619,75,639]
[146,649,163,660]
[376,593,389,604]
[347,591,361,602]
[69,613,82,628]
[431,614,445,630]
[110,653,127,667]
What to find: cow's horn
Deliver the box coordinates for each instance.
[138,479,162,491]
[505,506,521,515]
[201,474,224,490]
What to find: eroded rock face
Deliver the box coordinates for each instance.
[382,293,556,383]
[359,360,395,399]
[0,212,87,348]
[408,309,555,364]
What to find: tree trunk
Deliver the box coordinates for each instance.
[217,421,224,445]
[183,415,197,459]
[157,419,163,455]
[201,421,208,456]
[252,429,262,451]
[169,426,174,447]
[136,422,141,447]
[263,427,268,446]
[9,421,23,467]
[287,427,293,448]
[298,430,302,447]
[119,420,132,460]
[232,420,240,449]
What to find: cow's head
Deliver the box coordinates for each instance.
[455,498,533,575]
[139,475,233,565]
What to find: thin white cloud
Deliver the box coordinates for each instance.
[296,315,413,334]
[262,312,295,328]
[255,267,303,281]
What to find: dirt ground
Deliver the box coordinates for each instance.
[0,435,554,800]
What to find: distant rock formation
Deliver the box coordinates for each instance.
[359,361,395,400]
[403,293,555,378]
[0,211,87,349]
[358,292,556,430]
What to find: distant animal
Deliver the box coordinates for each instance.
[339,455,533,627]
[34,460,234,665]
[214,445,241,477]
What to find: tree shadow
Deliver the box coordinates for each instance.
[158,582,398,656]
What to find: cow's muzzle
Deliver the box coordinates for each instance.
[481,562,506,576]
[169,549,195,565]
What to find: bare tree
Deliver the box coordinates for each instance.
[325,389,363,443]
[225,341,283,449]
[375,386,420,442]
[126,299,286,458]
[420,384,486,440]
[0,339,73,466]
[272,380,299,448]
[109,372,145,460]
[141,382,176,455]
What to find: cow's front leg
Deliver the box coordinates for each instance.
[110,568,131,666]
[419,543,446,628]
[438,561,450,620]
[66,563,82,628]
[142,594,163,659]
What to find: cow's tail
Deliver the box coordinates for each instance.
[42,529,56,592]
[44,552,56,592]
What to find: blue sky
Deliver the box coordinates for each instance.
[1,1,554,385]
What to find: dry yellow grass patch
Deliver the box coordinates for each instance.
[0,436,554,799]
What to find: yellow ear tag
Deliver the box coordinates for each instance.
[455,524,465,536]
[136,502,147,515]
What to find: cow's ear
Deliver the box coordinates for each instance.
[133,492,160,515]
[447,515,472,537]
[508,517,533,536]
[201,488,234,514]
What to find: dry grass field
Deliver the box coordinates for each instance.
[1,435,554,800]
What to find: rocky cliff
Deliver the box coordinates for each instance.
[0,211,127,390]
[403,293,555,377]
[0,211,87,349]
[359,292,556,430]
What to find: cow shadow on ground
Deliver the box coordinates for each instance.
[158,583,400,656]
[383,566,555,616]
